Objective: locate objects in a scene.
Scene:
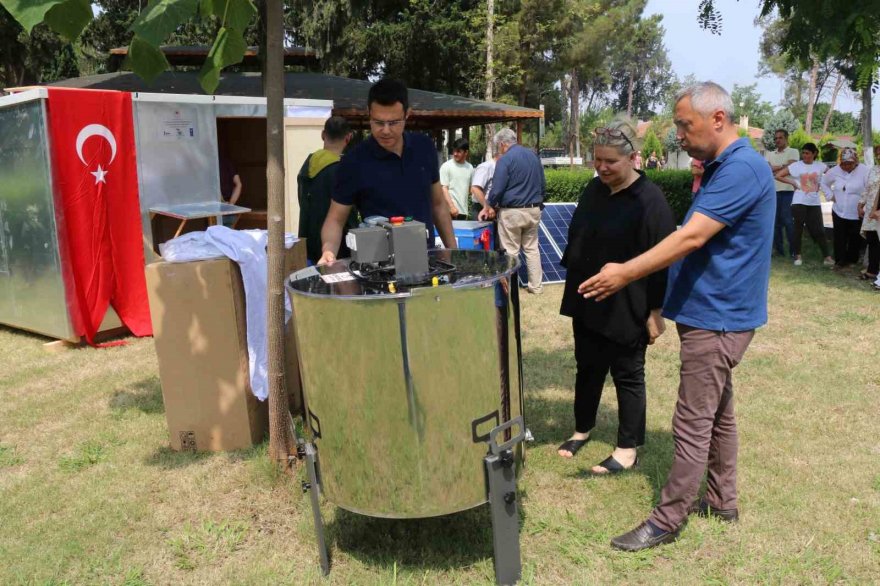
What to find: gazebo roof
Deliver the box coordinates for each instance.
[40,71,542,130]
[108,45,319,69]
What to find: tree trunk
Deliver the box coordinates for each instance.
[265,0,294,467]
[561,74,571,154]
[258,0,268,95]
[484,0,495,160]
[821,73,845,135]
[804,56,819,135]
[570,68,579,168]
[626,69,635,119]
[862,82,874,166]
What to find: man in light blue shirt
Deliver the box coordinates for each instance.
[579,82,775,551]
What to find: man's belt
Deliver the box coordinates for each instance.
[501,203,542,209]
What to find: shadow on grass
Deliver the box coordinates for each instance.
[522,345,676,506]
[144,441,268,470]
[328,502,508,573]
[109,376,165,414]
[145,446,213,469]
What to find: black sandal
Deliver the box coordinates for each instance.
[591,454,639,475]
[557,438,589,458]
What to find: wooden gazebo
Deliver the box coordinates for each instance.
[42,70,543,144]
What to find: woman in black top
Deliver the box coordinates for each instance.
[557,118,676,474]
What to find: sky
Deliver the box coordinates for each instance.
[644,0,879,129]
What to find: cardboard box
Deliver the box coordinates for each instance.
[145,239,306,452]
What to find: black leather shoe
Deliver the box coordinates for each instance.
[610,520,683,551]
[688,498,739,522]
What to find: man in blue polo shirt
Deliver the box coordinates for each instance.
[578,81,775,551]
[318,79,456,264]
[485,127,546,294]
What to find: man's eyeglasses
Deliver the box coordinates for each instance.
[370,119,405,130]
[594,127,635,152]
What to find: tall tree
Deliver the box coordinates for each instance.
[701,0,880,163]
[821,73,846,135]
[606,10,675,119]
[730,83,775,130]
[291,1,485,98]
[0,4,79,87]
[804,56,820,134]
[484,0,495,158]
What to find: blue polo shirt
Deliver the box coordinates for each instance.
[662,138,775,331]
[334,132,439,242]
[488,144,546,208]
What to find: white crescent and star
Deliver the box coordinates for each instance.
[75,124,118,185]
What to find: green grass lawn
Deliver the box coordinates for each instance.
[1,255,879,585]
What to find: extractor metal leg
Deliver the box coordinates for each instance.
[301,442,330,576]
[485,450,521,585]
[485,416,526,586]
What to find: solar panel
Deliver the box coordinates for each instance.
[516,202,576,286]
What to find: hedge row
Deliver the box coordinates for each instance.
[545,169,694,224]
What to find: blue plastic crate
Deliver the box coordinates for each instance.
[433,220,495,250]
[453,220,495,250]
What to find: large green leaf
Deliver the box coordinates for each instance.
[197,26,246,94]
[199,0,256,31]
[0,0,67,33]
[130,0,199,46]
[44,0,92,41]
[128,35,172,84]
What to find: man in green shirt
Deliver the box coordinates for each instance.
[440,137,474,220]
[764,129,800,258]
[297,116,357,263]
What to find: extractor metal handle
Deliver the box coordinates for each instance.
[308,409,322,439]
[471,410,500,444]
[488,415,526,456]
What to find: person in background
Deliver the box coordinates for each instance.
[775,143,833,267]
[634,151,643,170]
[764,129,800,258]
[487,127,546,295]
[440,137,474,220]
[580,81,775,552]
[472,148,501,220]
[556,116,675,474]
[821,147,868,269]
[219,154,242,206]
[218,153,243,227]
[690,158,704,196]
[297,116,356,264]
[319,78,456,264]
[645,151,659,170]
[857,145,880,282]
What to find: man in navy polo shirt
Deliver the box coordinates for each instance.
[318,79,456,264]
[578,82,775,551]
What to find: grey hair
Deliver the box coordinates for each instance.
[594,114,640,155]
[494,127,518,147]
[675,81,734,121]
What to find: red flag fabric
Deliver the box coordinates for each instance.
[46,88,152,343]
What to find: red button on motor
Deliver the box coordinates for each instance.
[390,216,405,225]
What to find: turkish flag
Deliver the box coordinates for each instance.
[46,88,152,343]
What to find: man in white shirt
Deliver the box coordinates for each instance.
[440,138,474,220]
[472,150,501,220]
[765,129,800,258]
